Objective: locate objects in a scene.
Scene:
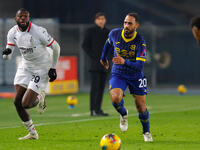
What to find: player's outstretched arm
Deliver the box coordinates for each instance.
[48,40,60,82]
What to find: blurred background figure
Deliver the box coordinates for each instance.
[190,16,200,45]
[82,12,110,116]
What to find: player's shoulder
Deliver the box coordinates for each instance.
[110,28,122,34]
[136,32,146,44]
[109,28,122,36]
[7,25,18,35]
[31,23,48,33]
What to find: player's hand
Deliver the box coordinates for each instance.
[112,54,125,64]
[48,68,57,82]
[2,48,12,55]
[100,59,109,70]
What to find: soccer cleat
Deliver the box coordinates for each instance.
[120,109,128,132]
[143,132,153,142]
[37,90,46,114]
[18,133,39,140]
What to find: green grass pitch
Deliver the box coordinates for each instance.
[0,93,200,150]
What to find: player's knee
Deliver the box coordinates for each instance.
[21,102,30,109]
[21,98,31,109]
[136,103,146,113]
[110,89,123,103]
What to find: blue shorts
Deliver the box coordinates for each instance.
[109,74,147,95]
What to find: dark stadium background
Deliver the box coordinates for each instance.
[0,0,200,93]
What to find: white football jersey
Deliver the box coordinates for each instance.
[6,22,54,70]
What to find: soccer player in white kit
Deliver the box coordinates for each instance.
[2,8,60,140]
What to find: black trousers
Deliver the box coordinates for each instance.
[90,72,107,113]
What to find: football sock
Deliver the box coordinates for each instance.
[112,99,127,116]
[23,119,37,135]
[139,109,150,134]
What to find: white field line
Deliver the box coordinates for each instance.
[0,106,200,130]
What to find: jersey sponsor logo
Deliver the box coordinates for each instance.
[115,47,135,58]
[19,47,35,54]
[115,42,120,44]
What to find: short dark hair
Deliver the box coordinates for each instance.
[127,12,140,23]
[94,12,105,20]
[16,8,30,15]
[190,16,200,29]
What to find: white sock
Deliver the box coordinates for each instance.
[23,119,37,135]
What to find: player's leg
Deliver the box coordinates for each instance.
[14,84,39,140]
[129,77,153,141]
[19,70,48,140]
[21,89,39,108]
[15,68,47,140]
[14,84,30,122]
[133,95,153,141]
[133,95,150,133]
[19,89,40,140]
[13,68,39,140]
[109,75,128,132]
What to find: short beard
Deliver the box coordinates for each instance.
[124,29,134,38]
[17,21,29,31]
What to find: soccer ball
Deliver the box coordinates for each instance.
[100,133,121,150]
[66,95,78,108]
[177,85,187,95]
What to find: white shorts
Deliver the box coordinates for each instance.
[14,67,49,94]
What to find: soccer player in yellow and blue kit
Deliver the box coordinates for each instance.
[100,12,153,142]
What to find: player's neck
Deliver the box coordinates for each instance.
[17,22,30,32]
[124,32,135,39]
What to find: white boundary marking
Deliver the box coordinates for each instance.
[0,106,200,130]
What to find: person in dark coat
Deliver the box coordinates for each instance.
[82,12,110,116]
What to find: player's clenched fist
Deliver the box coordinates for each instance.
[2,48,12,55]
[100,59,109,70]
[48,68,57,82]
[112,54,125,64]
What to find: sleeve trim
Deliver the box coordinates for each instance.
[136,57,146,62]
[27,22,32,32]
[7,43,16,46]
[47,39,54,47]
